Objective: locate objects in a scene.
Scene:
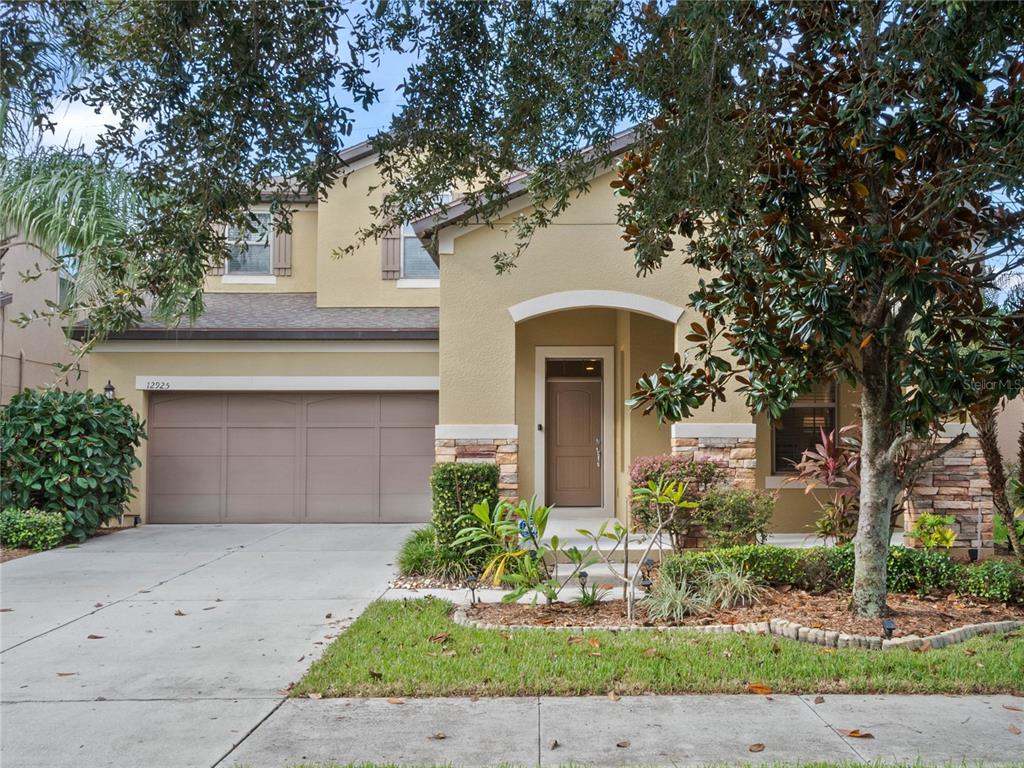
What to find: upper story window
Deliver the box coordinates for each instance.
[401,193,451,280]
[772,381,837,474]
[226,212,272,275]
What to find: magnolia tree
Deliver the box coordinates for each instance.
[347,1,1024,617]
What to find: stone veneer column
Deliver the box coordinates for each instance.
[434,426,519,503]
[670,423,757,490]
[905,432,994,560]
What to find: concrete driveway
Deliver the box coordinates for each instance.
[0,523,412,768]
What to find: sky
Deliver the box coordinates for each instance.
[42,48,416,152]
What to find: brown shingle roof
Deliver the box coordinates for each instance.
[74,293,438,341]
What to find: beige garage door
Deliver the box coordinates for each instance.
[147,392,437,523]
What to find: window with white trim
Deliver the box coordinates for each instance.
[401,193,451,279]
[772,381,838,473]
[226,212,272,275]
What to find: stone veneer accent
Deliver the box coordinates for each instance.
[905,435,995,560]
[434,438,519,502]
[451,607,1022,651]
[670,435,757,490]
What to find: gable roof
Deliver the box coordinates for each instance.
[410,127,638,240]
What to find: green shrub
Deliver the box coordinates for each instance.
[882,546,962,594]
[1,389,145,542]
[695,488,775,547]
[661,545,805,587]
[0,507,65,551]
[397,524,479,582]
[629,455,725,533]
[660,543,1024,604]
[430,463,499,551]
[646,576,708,621]
[398,526,438,576]
[699,557,765,608]
[958,560,1024,604]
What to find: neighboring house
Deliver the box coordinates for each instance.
[0,240,87,403]
[998,396,1023,466]
[83,135,996,550]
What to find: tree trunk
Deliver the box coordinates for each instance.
[852,366,901,617]
[974,403,1023,562]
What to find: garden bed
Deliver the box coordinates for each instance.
[466,589,1024,638]
[0,546,34,563]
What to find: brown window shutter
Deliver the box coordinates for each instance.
[272,228,292,276]
[209,223,227,275]
[381,225,402,280]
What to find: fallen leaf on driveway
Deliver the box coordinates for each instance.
[174,609,186,616]
[0,609,12,613]
[607,691,620,702]
[1009,724,1021,735]
[837,729,874,739]
[203,606,216,611]
[749,743,765,753]
[86,634,104,640]
[814,696,825,704]
[1003,705,1023,712]
[56,672,76,677]
[387,697,405,705]
[307,693,322,700]
[428,732,447,740]
[548,739,560,750]
[616,740,630,748]
[747,682,772,695]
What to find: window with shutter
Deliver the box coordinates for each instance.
[772,381,838,473]
[226,212,272,275]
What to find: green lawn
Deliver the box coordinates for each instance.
[294,598,1024,697]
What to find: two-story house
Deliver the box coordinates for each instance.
[84,136,997,554]
[1,240,88,403]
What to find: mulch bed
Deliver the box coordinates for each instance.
[467,588,1024,638]
[0,547,35,563]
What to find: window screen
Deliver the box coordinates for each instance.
[772,382,837,473]
[401,193,451,279]
[226,212,272,274]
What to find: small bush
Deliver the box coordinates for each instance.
[430,463,499,552]
[629,455,725,548]
[695,488,774,547]
[0,507,65,551]
[646,576,708,621]
[1,389,145,542]
[958,560,1024,604]
[700,557,765,608]
[885,546,963,595]
[397,524,478,582]
[662,545,805,587]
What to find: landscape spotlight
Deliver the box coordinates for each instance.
[882,618,896,640]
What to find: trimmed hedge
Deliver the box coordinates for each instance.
[660,544,1024,604]
[430,462,499,551]
[0,507,65,551]
[1,389,145,541]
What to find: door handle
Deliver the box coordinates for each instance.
[595,437,601,468]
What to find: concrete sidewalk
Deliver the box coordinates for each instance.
[224,694,1024,767]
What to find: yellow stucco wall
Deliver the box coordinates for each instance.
[204,206,319,294]
[438,168,750,427]
[87,343,439,521]
[315,163,440,308]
